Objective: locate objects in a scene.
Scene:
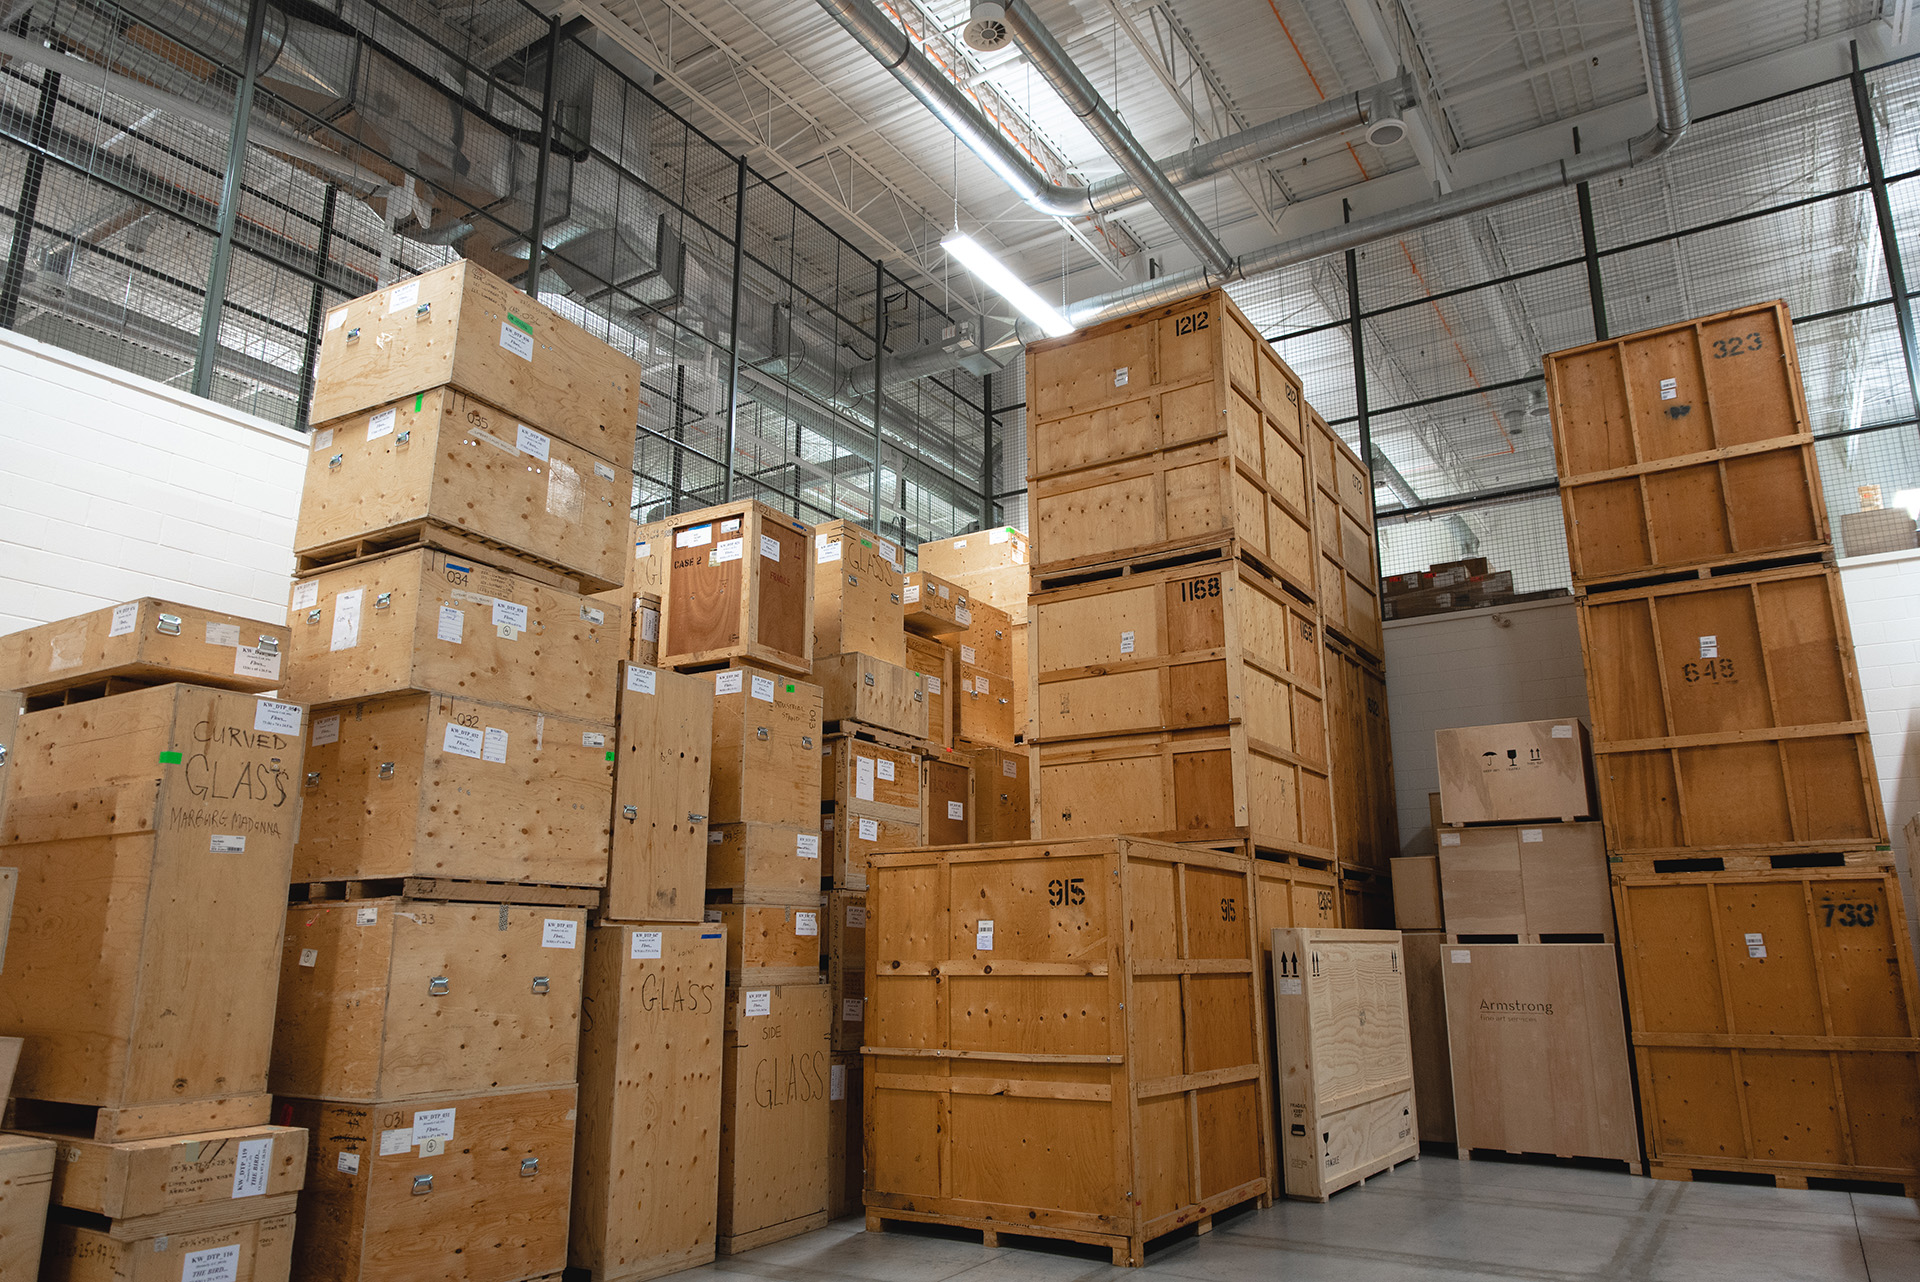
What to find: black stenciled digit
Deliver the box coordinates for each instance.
[1682,662,1700,683]
[1221,897,1236,922]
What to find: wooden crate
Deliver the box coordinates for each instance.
[1578,562,1886,856]
[1268,927,1418,1200]
[1435,718,1597,826]
[904,635,952,750]
[273,899,587,1101]
[628,520,675,594]
[1436,823,1612,940]
[0,600,289,699]
[812,520,906,666]
[914,527,1029,624]
[1401,931,1455,1145]
[816,653,928,740]
[1024,290,1315,596]
[310,259,643,457]
[821,808,919,892]
[942,598,1013,676]
[1441,942,1640,1167]
[1035,723,1333,861]
[0,685,300,1137]
[901,571,968,637]
[866,838,1268,1265]
[1391,858,1442,930]
[921,756,974,846]
[1337,865,1395,930]
[659,501,813,678]
[1613,867,1920,1192]
[283,1085,576,1282]
[29,1124,305,1221]
[295,692,613,886]
[717,983,832,1253]
[1308,409,1383,657]
[282,547,620,720]
[705,897,824,984]
[1324,632,1395,872]
[827,1055,862,1220]
[827,890,867,1053]
[968,746,1031,843]
[572,922,726,1282]
[1245,850,1339,1194]
[706,823,820,898]
[824,734,922,830]
[955,665,1017,750]
[43,1205,295,1282]
[610,664,711,923]
[1544,301,1830,586]
[299,386,627,591]
[0,1134,53,1281]
[707,667,823,830]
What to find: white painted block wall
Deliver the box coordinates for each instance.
[0,330,308,633]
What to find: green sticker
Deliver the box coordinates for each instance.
[506,313,533,336]
[606,751,616,761]
[158,751,183,764]
[786,684,795,693]
[860,539,872,547]
[414,392,423,412]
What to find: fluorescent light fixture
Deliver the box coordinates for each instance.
[942,231,1074,337]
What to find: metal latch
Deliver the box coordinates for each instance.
[156,613,181,636]
[891,593,901,604]
[412,1174,432,1195]
[689,812,706,823]
[801,735,814,750]
[378,762,396,779]
[0,742,8,768]
[305,772,320,788]
[863,673,875,687]
[428,976,449,996]
[415,302,431,319]
[374,593,392,610]
[396,431,410,445]
[531,976,550,995]
[346,326,361,342]
[519,1158,539,1177]
[328,453,344,470]
[306,608,322,625]
[756,727,769,741]
[256,635,279,655]
[622,805,638,822]
[913,690,923,702]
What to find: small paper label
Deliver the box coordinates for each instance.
[961,645,976,665]
[795,911,818,937]
[581,605,604,625]
[443,723,484,759]
[492,600,529,632]
[743,990,772,1017]
[760,534,781,561]
[356,906,378,926]
[640,607,660,641]
[848,905,868,928]
[182,1244,241,1282]
[1119,631,1135,655]
[948,800,965,820]
[325,307,347,331]
[516,424,551,460]
[500,320,535,361]
[437,606,465,644]
[299,948,318,967]
[1440,832,1461,847]
[926,676,941,694]
[1520,828,1544,843]
[231,1138,273,1198]
[1003,759,1018,778]
[330,588,363,651]
[254,700,301,735]
[631,930,663,960]
[877,539,899,568]
[1279,977,1302,995]
[387,280,420,314]
[594,461,617,481]
[234,645,281,680]
[1451,950,1471,963]
[412,1108,456,1142]
[636,540,651,559]
[542,918,578,948]
[957,603,972,625]
[842,998,864,1022]
[205,621,240,647]
[711,537,744,564]
[715,671,743,695]
[107,601,140,638]
[817,539,843,564]
[312,714,341,746]
[877,759,895,782]
[581,730,606,749]
[482,727,509,763]
[379,1128,412,1156]
[831,1064,848,1100]
[678,525,713,548]
[858,817,880,842]
[1551,724,1574,739]
[975,920,994,950]
[1114,366,1129,387]
[1659,377,1678,400]
[626,666,658,695]
[856,757,876,801]
[1699,635,1718,658]
[337,1152,359,1174]
[291,580,319,611]
[797,833,820,860]
[721,519,741,533]
[210,835,246,854]
[751,675,775,702]
[367,408,396,441]
[1745,931,1766,959]
[903,582,920,603]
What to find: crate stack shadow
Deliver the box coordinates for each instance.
[1544,301,1920,1195]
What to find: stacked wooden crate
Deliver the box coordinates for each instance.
[0,604,311,1280]
[277,259,638,1282]
[917,527,1030,743]
[1545,301,1919,1195]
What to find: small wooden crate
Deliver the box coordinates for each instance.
[914,527,1029,624]
[1324,633,1396,873]
[1544,301,1830,587]
[1268,927,1418,1200]
[283,1085,577,1282]
[1308,410,1383,657]
[310,259,643,457]
[1613,866,1920,1192]
[1435,719,1597,826]
[1578,562,1885,856]
[823,734,922,832]
[298,386,627,591]
[866,838,1268,1266]
[281,547,620,720]
[901,571,968,637]
[295,692,613,886]
[816,653,928,740]
[1400,931,1455,1145]
[827,890,867,1052]
[43,1204,296,1282]
[904,635,953,750]
[0,685,301,1137]
[705,896,825,984]
[273,899,587,1101]
[706,667,823,830]
[1244,848,1339,1194]
[1436,823,1612,940]
[572,922,726,1282]
[954,666,1017,750]
[705,823,821,898]
[0,600,289,699]
[717,983,832,1253]
[610,664,713,923]
[921,756,974,846]
[942,598,1013,675]
[0,1134,53,1281]
[821,808,919,891]
[30,1124,306,1222]
[812,520,905,666]
[659,501,814,678]
[968,746,1032,843]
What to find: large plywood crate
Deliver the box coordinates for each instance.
[717,983,832,1253]
[0,600,289,699]
[310,260,643,457]
[704,897,824,985]
[706,823,820,898]
[914,528,1028,624]
[1545,301,1829,587]
[0,1134,53,1281]
[295,692,613,886]
[1308,410,1382,657]
[954,666,1017,750]
[1243,848,1339,1194]
[1024,291,1315,595]
[273,900,588,1101]
[812,520,905,667]
[1578,562,1885,857]
[572,922,726,1282]
[815,653,928,740]
[866,838,1268,1266]
[0,685,302,1139]
[1400,931,1456,1145]
[1612,867,1920,1193]
[297,386,627,591]
[1324,632,1395,873]
[824,734,922,834]
[706,667,822,830]
[282,547,620,719]
[283,1085,576,1282]
[659,501,813,678]
[1267,927,1418,1200]
[610,664,712,923]
[1436,822,1612,940]
[43,1205,296,1282]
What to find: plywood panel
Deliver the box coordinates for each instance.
[610,664,712,923]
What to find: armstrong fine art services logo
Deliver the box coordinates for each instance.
[1479,998,1554,1015]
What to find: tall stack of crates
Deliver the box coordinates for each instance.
[275,260,638,1282]
[0,604,311,1281]
[1545,301,1920,1195]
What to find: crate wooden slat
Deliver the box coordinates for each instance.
[1308,409,1382,657]
[659,502,814,678]
[0,688,18,838]
[1545,301,1830,587]
[718,983,832,1253]
[610,664,712,923]
[1323,632,1396,873]
[1011,620,1030,740]
[0,600,289,698]
[812,520,906,666]
[1612,867,1920,1193]
[866,837,1269,1267]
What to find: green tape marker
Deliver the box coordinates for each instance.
[786,684,795,693]
[158,751,183,764]
[506,313,533,336]
[414,392,424,412]
[606,751,616,761]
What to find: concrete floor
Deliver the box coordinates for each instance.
[687,1155,1919,1282]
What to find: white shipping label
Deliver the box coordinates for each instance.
[1699,635,1718,658]
[948,801,965,820]
[1745,931,1767,959]
[325,307,347,331]
[961,645,976,665]
[626,666,657,695]
[631,931,663,960]
[1004,759,1018,778]
[210,835,246,854]
[254,700,301,735]
[751,675,775,703]
[299,948,318,968]
[355,907,378,926]
[640,607,660,642]
[378,1129,413,1156]
[1551,724,1574,739]
[743,990,772,1017]
[956,603,972,625]
[1279,977,1302,995]
[291,580,319,611]
[437,606,465,644]
[386,280,420,314]
[715,671,743,695]
[516,424,551,461]
[412,1109,456,1142]
[858,817,879,842]
[1451,950,1472,963]
[594,461,617,481]
[542,918,579,948]
[678,525,713,548]
[482,727,509,764]
[330,588,363,651]
[206,621,240,647]
[710,830,725,844]
[234,645,281,680]
[975,919,994,950]
[856,756,876,802]
[109,601,139,636]
[635,540,651,560]
[848,905,867,928]
[491,599,529,632]
[817,539,843,563]
[500,320,535,361]
[1120,631,1135,655]
[1520,828,1544,843]
[842,998,864,1023]
[1114,366,1129,387]
[443,723,484,759]
[1440,832,1461,847]
[830,1064,847,1100]
[926,676,941,694]
[311,714,340,746]
[231,1138,273,1198]
[1659,377,1678,400]
[876,759,895,782]
[367,408,397,441]
[795,911,818,937]
[312,428,334,451]
[796,833,820,860]
[182,1244,241,1282]
[581,732,604,748]
[710,537,744,564]
[760,534,781,561]
[989,527,1010,544]
[937,585,949,599]
[903,583,920,603]
[336,1152,359,1174]
[721,519,741,533]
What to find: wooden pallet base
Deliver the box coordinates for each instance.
[828,720,944,758]
[1572,547,1835,599]
[22,674,169,710]
[293,518,592,593]
[864,1185,1267,1268]
[717,1210,830,1255]
[1032,534,1309,604]
[1460,1148,1642,1175]
[561,1244,715,1282]
[7,1091,272,1141]
[291,877,603,907]
[1288,1149,1420,1203]
[1647,1161,1918,1199]
[1608,847,1893,877]
[1167,832,1337,872]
